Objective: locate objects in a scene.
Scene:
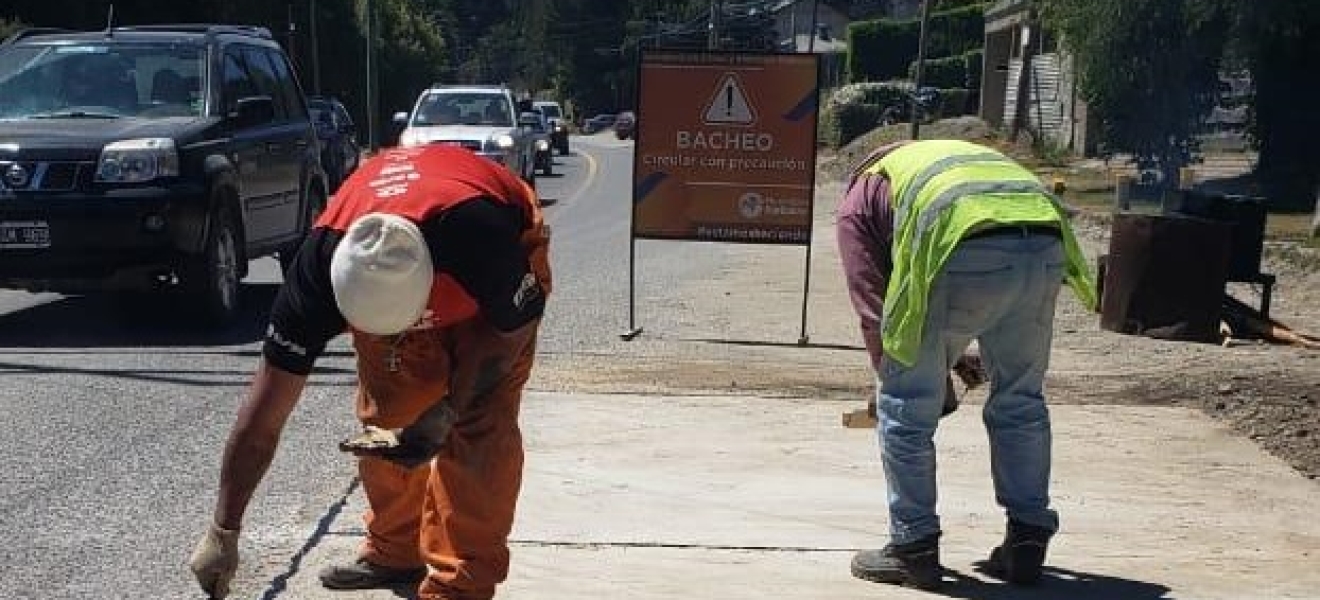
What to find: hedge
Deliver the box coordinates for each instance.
[848,3,988,83]
[908,49,985,90]
[823,81,914,147]
[847,19,921,83]
[821,82,979,147]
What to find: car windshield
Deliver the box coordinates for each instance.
[414,92,512,127]
[535,103,561,119]
[0,41,205,120]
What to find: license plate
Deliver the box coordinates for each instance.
[0,220,51,249]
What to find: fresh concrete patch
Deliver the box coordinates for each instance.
[270,392,1318,600]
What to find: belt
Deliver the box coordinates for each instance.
[963,223,1062,241]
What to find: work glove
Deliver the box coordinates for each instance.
[188,523,239,599]
[952,351,987,389]
[340,400,457,469]
[942,350,988,417]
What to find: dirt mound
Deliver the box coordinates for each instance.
[819,116,999,183]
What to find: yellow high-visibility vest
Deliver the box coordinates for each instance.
[865,140,1098,366]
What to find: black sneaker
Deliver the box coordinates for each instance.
[318,557,426,590]
[851,533,943,590]
[985,520,1053,585]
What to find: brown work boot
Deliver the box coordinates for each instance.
[318,557,426,590]
[851,533,943,590]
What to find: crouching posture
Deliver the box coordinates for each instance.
[189,144,551,600]
[837,139,1096,590]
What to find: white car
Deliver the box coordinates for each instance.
[392,85,539,187]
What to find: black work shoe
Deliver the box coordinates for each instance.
[851,533,943,590]
[318,557,426,590]
[985,520,1054,585]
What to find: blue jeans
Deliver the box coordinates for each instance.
[877,232,1066,544]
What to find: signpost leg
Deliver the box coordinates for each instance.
[798,242,812,346]
[621,235,644,341]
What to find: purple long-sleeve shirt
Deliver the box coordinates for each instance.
[836,143,907,369]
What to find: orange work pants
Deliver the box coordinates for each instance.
[352,316,538,600]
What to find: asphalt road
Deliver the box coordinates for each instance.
[0,133,738,598]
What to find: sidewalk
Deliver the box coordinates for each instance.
[281,391,1320,600]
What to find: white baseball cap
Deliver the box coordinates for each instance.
[329,213,434,335]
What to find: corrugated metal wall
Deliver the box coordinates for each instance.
[1002,52,1075,148]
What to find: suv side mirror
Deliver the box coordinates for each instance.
[518,112,541,129]
[392,111,410,126]
[232,96,275,128]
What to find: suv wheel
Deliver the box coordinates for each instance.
[189,207,243,325]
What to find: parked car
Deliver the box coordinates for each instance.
[581,113,616,134]
[0,24,328,324]
[614,111,637,140]
[307,95,360,192]
[532,100,569,155]
[392,84,537,188]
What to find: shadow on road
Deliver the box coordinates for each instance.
[685,337,866,352]
[0,282,280,347]
[925,563,1173,599]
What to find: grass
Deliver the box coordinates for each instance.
[1040,165,1317,248]
[818,116,1318,251]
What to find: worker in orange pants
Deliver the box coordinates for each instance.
[188,145,550,600]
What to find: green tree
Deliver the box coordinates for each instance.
[1235,0,1320,210]
[1041,0,1231,187]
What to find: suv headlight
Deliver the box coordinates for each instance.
[96,138,179,183]
[399,129,422,147]
[489,134,515,150]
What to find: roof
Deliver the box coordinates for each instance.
[425,84,511,93]
[985,0,1033,22]
[4,24,275,46]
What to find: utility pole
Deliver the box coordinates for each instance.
[285,4,296,68]
[808,0,819,53]
[910,0,933,140]
[707,0,721,50]
[310,0,321,95]
[364,0,377,150]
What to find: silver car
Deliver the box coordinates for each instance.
[392,85,538,187]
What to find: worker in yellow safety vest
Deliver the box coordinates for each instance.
[836,139,1096,591]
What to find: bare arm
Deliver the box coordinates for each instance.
[212,360,308,530]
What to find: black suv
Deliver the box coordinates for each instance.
[0,25,327,324]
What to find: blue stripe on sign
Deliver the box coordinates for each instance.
[783,89,818,122]
[634,171,668,204]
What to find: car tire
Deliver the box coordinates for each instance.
[188,206,243,326]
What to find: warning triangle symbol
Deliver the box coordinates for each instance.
[703,73,756,125]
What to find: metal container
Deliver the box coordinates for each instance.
[1099,212,1231,343]
[1171,191,1267,281]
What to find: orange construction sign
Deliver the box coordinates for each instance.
[631,50,820,245]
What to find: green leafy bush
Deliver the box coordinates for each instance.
[926,4,987,57]
[824,81,915,147]
[909,54,967,88]
[847,19,921,82]
[936,88,975,117]
[849,4,987,83]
